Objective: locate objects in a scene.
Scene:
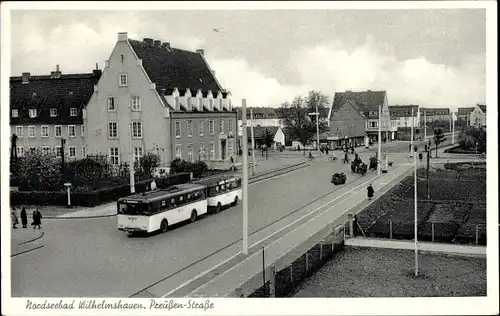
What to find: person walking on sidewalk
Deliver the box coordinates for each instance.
[20,206,28,228]
[32,208,42,229]
[367,184,375,201]
[11,208,19,229]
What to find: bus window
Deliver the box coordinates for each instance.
[118,203,150,215]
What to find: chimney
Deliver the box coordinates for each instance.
[50,64,62,78]
[22,72,30,84]
[93,69,102,76]
[196,49,204,56]
[154,40,161,47]
[118,32,128,41]
[143,38,154,46]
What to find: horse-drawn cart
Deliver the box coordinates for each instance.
[351,161,368,176]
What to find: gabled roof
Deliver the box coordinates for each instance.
[10,71,101,125]
[477,104,486,113]
[324,99,366,139]
[389,105,419,117]
[331,90,386,118]
[128,39,223,97]
[457,107,475,115]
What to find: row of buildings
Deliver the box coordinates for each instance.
[10,33,238,169]
[9,32,486,167]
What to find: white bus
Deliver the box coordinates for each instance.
[198,175,242,213]
[117,183,207,235]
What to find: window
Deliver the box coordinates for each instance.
[12,109,18,117]
[198,143,205,160]
[69,146,76,158]
[81,125,85,137]
[175,120,181,138]
[28,126,36,138]
[229,141,234,157]
[50,108,58,117]
[209,142,215,159]
[29,109,37,118]
[368,121,378,128]
[55,125,62,137]
[187,120,193,137]
[209,99,213,110]
[16,126,23,138]
[209,120,215,135]
[228,121,233,134]
[108,122,118,139]
[175,144,182,159]
[175,97,180,110]
[41,125,49,138]
[133,147,143,163]
[199,120,205,136]
[55,146,63,158]
[68,125,76,138]
[219,120,224,134]
[132,121,142,138]
[29,146,36,154]
[198,97,202,110]
[42,146,50,155]
[107,97,116,111]
[17,146,24,157]
[109,147,119,165]
[119,73,128,86]
[82,146,86,157]
[131,96,141,111]
[70,108,78,117]
[187,144,193,162]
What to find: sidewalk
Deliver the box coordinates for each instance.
[40,158,307,219]
[345,237,486,257]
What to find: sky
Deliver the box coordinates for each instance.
[8,7,487,109]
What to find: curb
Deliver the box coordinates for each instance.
[11,245,44,258]
[44,162,307,220]
[17,231,44,245]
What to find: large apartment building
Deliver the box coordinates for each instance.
[9,67,101,159]
[84,33,237,168]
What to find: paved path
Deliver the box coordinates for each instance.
[345,237,486,257]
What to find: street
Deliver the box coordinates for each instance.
[10,141,446,297]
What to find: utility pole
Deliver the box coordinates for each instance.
[250,108,256,175]
[241,99,249,255]
[413,136,419,277]
[377,105,382,176]
[424,110,427,139]
[426,143,430,199]
[451,112,455,145]
[316,105,320,157]
[410,108,414,158]
[61,138,67,182]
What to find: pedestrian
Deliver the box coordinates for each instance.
[325,147,330,155]
[320,147,324,155]
[20,206,28,228]
[32,208,42,229]
[11,208,19,229]
[409,144,412,152]
[367,184,375,201]
[414,145,417,153]
[150,179,157,191]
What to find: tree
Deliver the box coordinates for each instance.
[262,128,274,148]
[277,95,329,156]
[16,149,63,191]
[304,90,330,119]
[433,128,446,157]
[458,126,486,153]
[137,152,161,178]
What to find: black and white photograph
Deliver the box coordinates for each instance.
[1,1,498,315]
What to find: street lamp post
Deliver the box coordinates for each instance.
[414,134,419,277]
[377,105,382,176]
[250,108,256,175]
[451,113,456,145]
[129,123,136,194]
[241,99,249,255]
[308,106,320,157]
[410,108,414,158]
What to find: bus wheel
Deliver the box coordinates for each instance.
[232,196,239,206]
[160,219,169,233]
[216,202,222,213]
[190,210,198,222]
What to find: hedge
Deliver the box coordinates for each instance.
[10,172,191,207]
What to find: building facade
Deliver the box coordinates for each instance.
[419,107,451,123]
[470,104,486,127]
[84,33,236,168]
[389,105,420,140]
[321,99,366,148]
[9,68,101,159]
[329,90,392,143]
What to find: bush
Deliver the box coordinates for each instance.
[170,158,208,178]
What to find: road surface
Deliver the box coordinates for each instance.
[10,142,433,297]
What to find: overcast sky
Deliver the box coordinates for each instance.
[9,8,487,109]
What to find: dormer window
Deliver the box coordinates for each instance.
[175,97,180,110]
[209,99,213,110]
[70,108,78,117]
[50,108,58,117]
[11,109,18,118]
[198,97,202,110]
[29,109,37,118]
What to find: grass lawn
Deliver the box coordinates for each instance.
[293,247,486,297]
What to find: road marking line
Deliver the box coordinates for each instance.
[161,171,391,297]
